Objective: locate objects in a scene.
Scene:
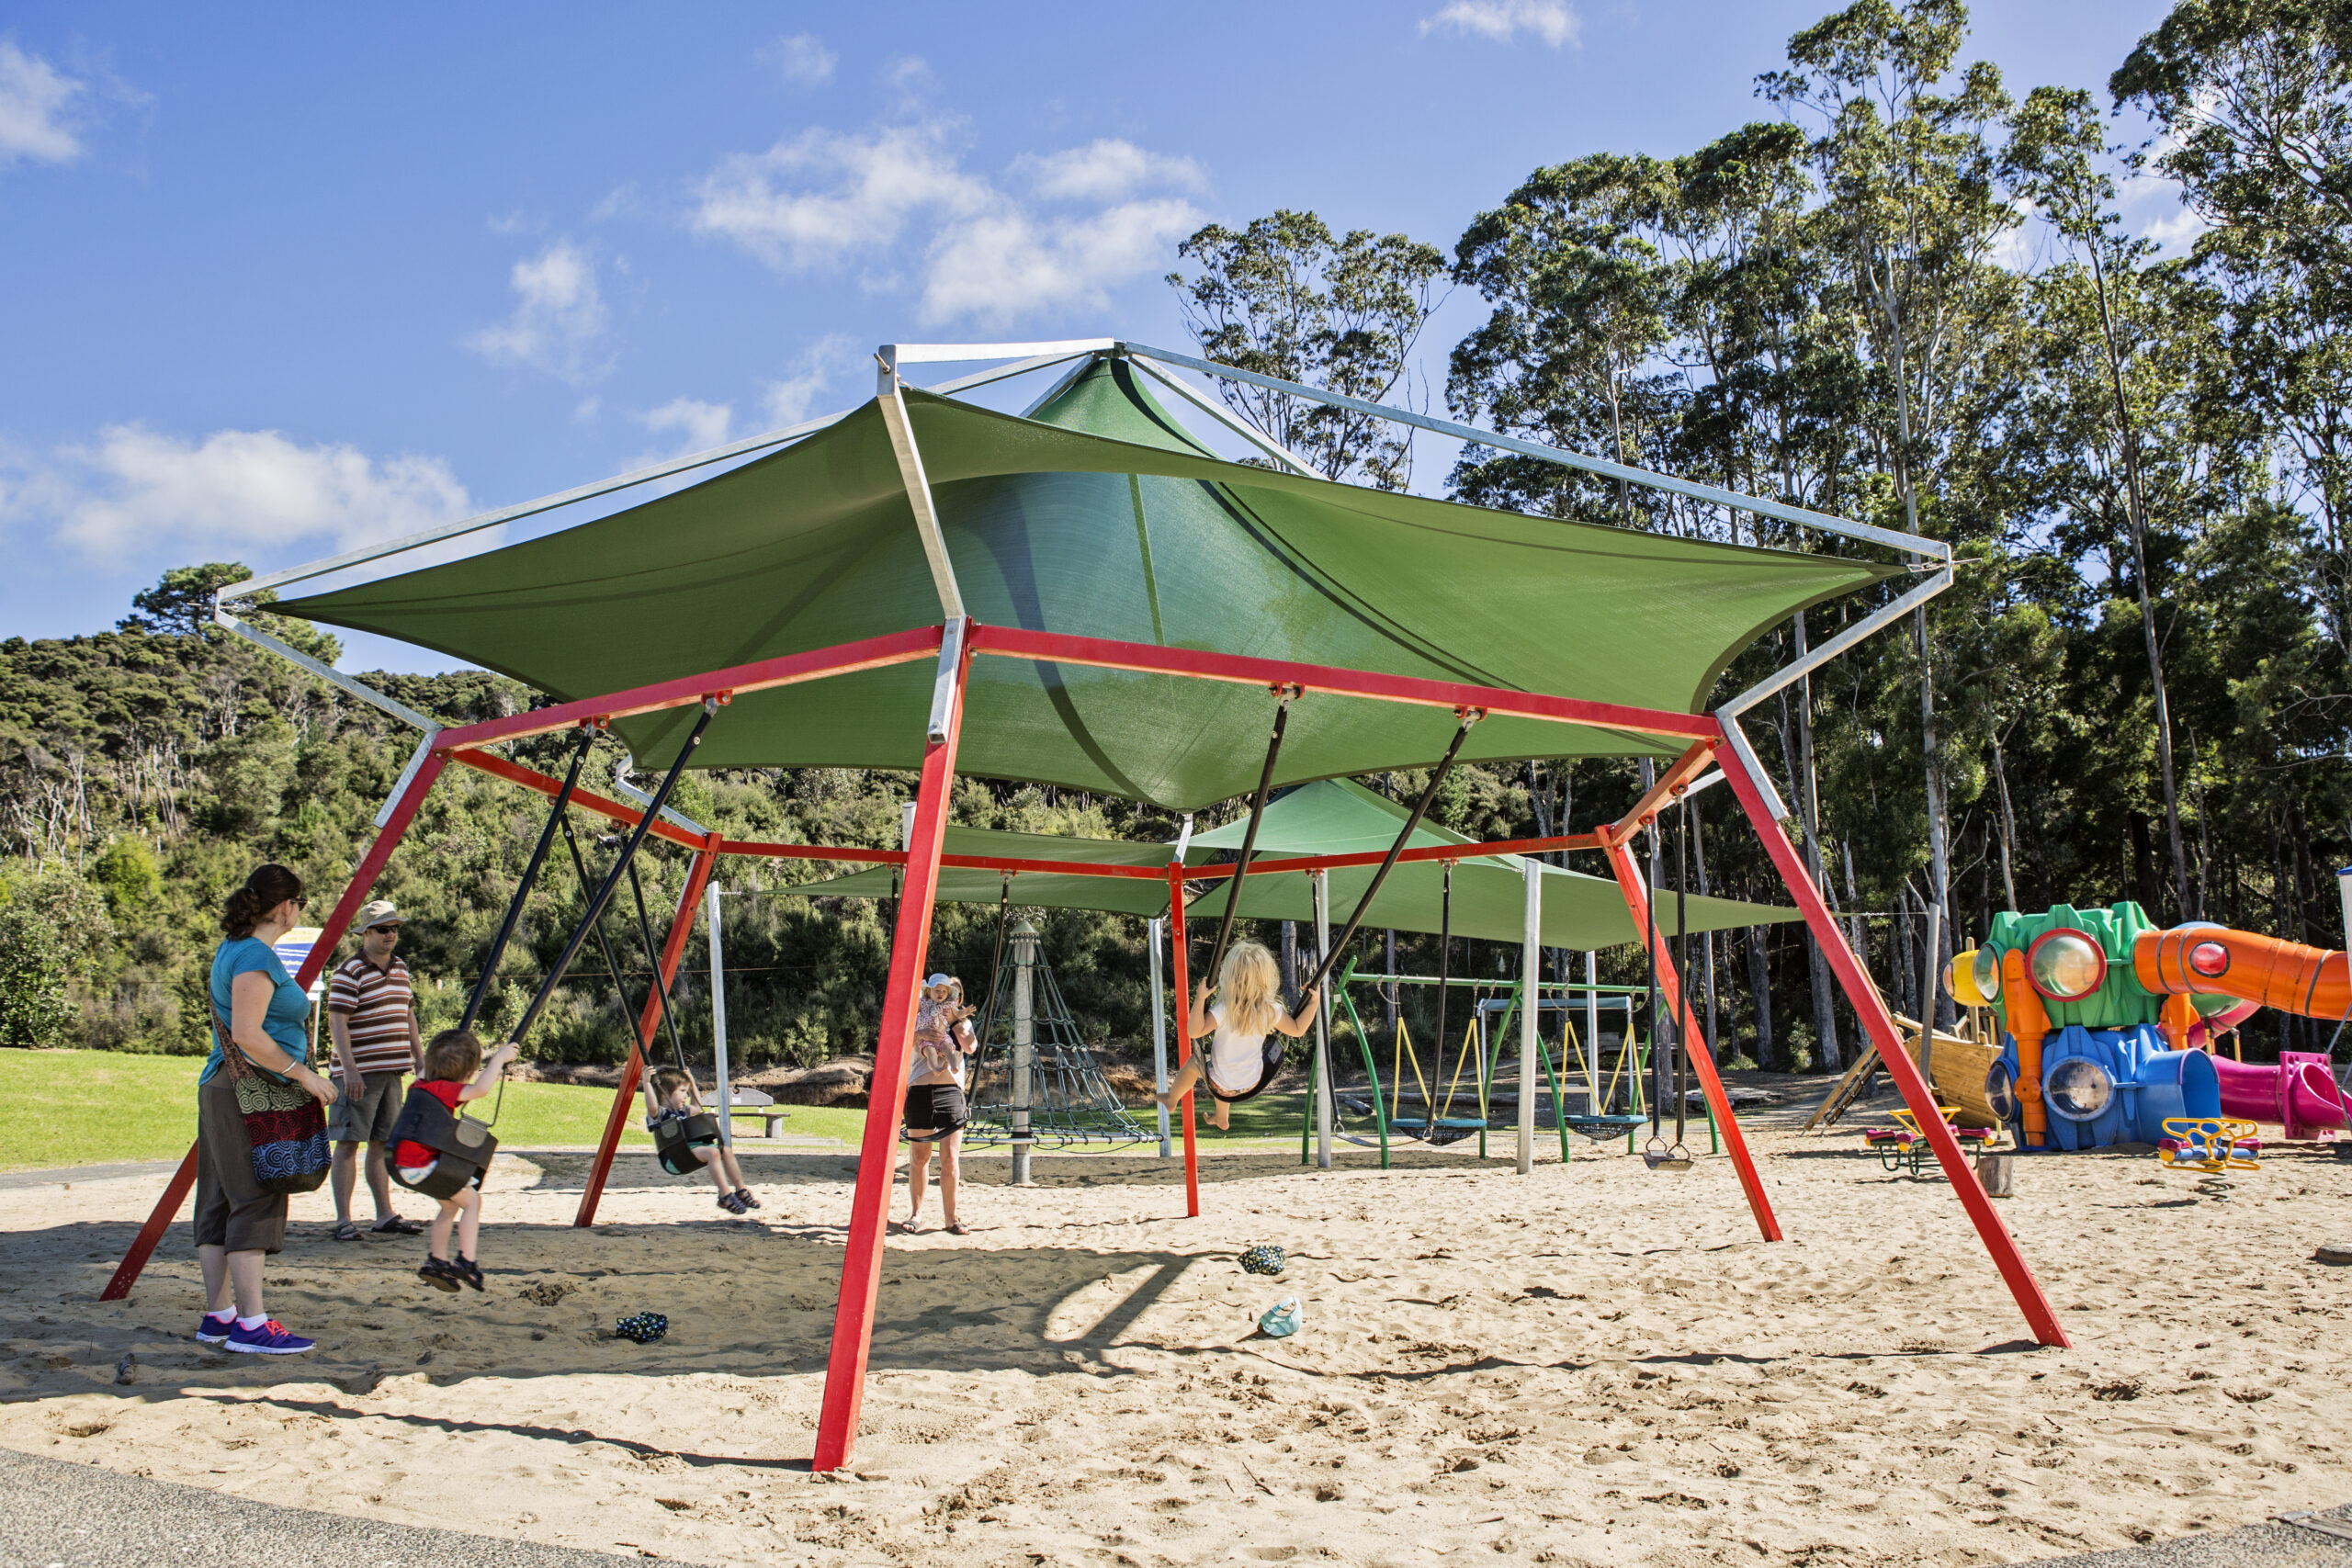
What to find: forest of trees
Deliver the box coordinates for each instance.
[4,0,2347,1075]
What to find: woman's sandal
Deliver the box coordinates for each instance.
[371,1216,424,1235]
[333,1220,363,1242]
[945,1222,971,1236]
[417,1257,463,1292]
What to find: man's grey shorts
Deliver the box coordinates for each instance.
[328,1070,407,1145]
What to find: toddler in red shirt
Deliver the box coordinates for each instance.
[396,1028,517,1292]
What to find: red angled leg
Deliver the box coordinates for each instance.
[812,645,972,1472]
[575,837,722,1227]
[1603,835,1781,1243]
[100,747,450,1303]
[1720,744,2069,1348]
[1167,864,1199,1218]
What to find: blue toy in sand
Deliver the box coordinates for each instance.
[616,1312,669,1344]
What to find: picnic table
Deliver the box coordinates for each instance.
[724,1086,789,1139]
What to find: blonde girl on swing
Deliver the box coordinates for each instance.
[1157,939,1319,1131]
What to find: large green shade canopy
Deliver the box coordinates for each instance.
[279,359,1891,811]
[798,780,1797,950]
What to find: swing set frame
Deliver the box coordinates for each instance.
[96,339,2066,1479]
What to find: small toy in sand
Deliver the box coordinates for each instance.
[616,1312,669,1344]
[1239,1243,1286,1276]
[1259,1296,1303,1338]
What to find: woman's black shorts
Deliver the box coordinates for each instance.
[903,1083,968,1134]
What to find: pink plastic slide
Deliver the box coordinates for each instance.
[2211,1051,2352,1140]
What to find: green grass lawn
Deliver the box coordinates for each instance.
[0,1050,887,1173]
[0,1050,1306,1173]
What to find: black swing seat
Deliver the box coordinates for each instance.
[653,1111,723,1177]
[1642,1136,1693,1172]
[388,1085,498,1200]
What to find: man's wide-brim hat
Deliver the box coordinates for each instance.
[357,899,404,929]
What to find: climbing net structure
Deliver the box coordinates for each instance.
[964,919,1152,1149]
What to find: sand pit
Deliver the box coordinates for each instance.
[4,1096,2349,1566]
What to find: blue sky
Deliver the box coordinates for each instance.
[1,1,2183,673]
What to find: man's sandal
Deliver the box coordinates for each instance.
[371,1217,424,1235]
[333,1221,363,1242]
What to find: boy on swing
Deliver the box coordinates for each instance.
[643,1066,757,1214]
[1157,941,1319,1131]
[393,1028,518,1292]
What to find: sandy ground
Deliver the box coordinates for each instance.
[4,1089,2350,1567]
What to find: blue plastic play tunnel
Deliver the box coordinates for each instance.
[2034,1027,2222,1149]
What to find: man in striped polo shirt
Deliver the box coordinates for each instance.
[327,898,425,1241]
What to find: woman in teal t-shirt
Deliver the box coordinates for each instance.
[194,864,339,1357]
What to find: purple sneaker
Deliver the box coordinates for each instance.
[224,1318,315,1355]
[195,1313,235,1346]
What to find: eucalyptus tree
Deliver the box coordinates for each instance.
[1165,210,1445,489]
[1446,153,1686,525]
[1760,0,2027,1019]
[2113,0,2352,666]
[2003,85,2204,915]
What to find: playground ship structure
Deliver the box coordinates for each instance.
[1941,902,2351,1152]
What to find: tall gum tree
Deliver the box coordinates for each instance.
[1761,0,2024,1021]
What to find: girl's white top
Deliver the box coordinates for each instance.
[1207,1000,1271,1095]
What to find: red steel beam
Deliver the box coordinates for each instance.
[722,832,1605,879]
[101,749,453,1302]
[1192,833,1604,881]
[1719,747,2069,1347]
[1609,739,1720,845]
[435,626,945,751]
[813,642,973,1472]
[574,835,722,1227]
[1601,835,1781,1243]
[1167,863,1199,1217]
[968,623,1719,741]
[449,749,710,853]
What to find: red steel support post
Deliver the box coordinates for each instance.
[1166,864,1199,1218]
[100,748,452,1302]
[1602,833,1781,1243]
[574,834,723,1227]
[811,641,972,1472]
[1719,750,2069,1348]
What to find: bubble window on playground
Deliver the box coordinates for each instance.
[2045,1058,2116,1122]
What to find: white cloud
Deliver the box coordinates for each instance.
[923,197,1204,326]
[1419,0,1579,47]
[4,425,469,557]
[882,55,935,108]
[762,335,853,427]
[0,39,85,164]
[2142,207,2211,253]
[760,33,836,86]
[466,239,611,384]
[1016,140,1207,203]
[696,123,1207,325]
[635,397,733,453]
[693,123,989,272]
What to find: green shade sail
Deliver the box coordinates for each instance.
[280,358,1893,811]
[798,779,1797,950]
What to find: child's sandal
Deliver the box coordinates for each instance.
[457,1256,484,1292]
[418,1257,463,1293]
[735,1188,761,1210]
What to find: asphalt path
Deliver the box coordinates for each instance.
[0,1448,699,1568]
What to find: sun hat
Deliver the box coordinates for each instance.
[357,899,404,929]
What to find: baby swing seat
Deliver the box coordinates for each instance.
[388,1085,499,1201]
